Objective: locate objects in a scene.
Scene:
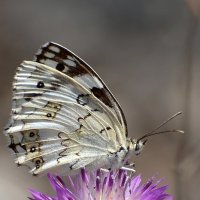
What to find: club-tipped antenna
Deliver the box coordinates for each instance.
[137,111,183,142]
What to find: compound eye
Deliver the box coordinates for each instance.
[134,142,143,155]
[135,143,140,151]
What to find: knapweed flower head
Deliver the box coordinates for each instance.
[30,169,173,200]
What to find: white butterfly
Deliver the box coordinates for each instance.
[5,42,178,176]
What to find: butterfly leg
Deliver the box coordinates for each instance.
[120,166,135,173]
[121,162,136,174]
[124,162,135,168]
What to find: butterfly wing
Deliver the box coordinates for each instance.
[5,43,128,175]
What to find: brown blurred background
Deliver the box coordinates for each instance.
[0,0,199,199]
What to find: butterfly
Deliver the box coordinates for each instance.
[5,42,180,176]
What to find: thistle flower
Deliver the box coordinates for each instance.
[29,169,173,200]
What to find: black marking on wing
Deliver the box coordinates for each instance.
[24,93,42,102]
[100,127,111,133]
[37,81,45,88]
[8,127,45,172]
[76,94,89,106]
[12,110,18,114]
[91,87,112,107]
[21,130,40,143]
[58,133,72,153]
[92,108,99,112]
[8,134,25,153]
[35,43,89,78]
[4,123,12,131]
[77,113,92,122]
[77,113,92,130]
[46,113,52,118]
[84,113,91,118]
[70,159,80,170]
[56,63,65,72]
[44,101,62,112]
[33,157,44,169]
[50,82,61,91]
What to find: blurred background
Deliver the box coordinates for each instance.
[0,0,199,199]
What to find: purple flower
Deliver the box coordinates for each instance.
[29,169,173,200]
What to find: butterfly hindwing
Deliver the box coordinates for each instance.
[5,58,127,175]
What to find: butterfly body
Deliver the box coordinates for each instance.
[4,42,142,175]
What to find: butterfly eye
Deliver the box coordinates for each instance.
[134,141,145,156]
[135,143,140,151]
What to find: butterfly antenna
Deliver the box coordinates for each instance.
[137,111,184,142]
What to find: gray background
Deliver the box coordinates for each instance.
[0,0,199,199]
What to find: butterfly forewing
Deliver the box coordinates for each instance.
[4,42,128,175]
[34,42,127,135]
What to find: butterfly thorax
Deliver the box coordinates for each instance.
[106,138,136,170]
